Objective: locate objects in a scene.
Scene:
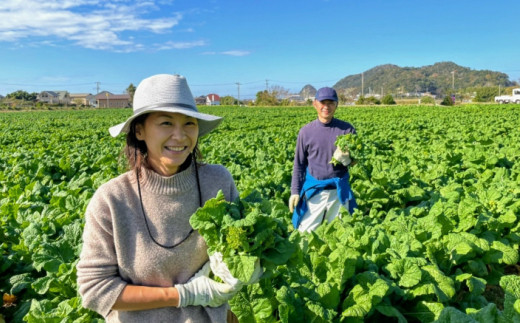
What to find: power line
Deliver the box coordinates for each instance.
[0,82,95,86]
[0,78,342,91]
[268,79,339,84]
[189,82,237,87]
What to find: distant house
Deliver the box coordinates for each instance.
[421,92,436,98]
[88,95,97,106]
[286,94,305,103]
[194,95,207,106]
[355,93,381,100]
[37,91,71,104]
[70,93,96,106]
[206,94,220,106]
[95,91,130,108]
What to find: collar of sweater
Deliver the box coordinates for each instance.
[314,118,337,127]
[138,163,197,195]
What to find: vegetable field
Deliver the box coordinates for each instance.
[1,104,520,322]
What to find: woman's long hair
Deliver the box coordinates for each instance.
[123,114,203,174]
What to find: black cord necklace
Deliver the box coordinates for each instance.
[135,149,202,249]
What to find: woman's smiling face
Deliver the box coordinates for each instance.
[136,112,199,176]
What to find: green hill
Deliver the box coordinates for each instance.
[333,62,515,96]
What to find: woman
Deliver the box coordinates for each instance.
[77,74,239,322]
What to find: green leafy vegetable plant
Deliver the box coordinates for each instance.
[190,190,295,284]
[331,133,364,166]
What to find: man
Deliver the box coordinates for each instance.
[289,87,357,232]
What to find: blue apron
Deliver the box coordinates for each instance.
[292,169,357,229]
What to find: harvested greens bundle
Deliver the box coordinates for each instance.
[190,190,295,285]
[331,133,363,166]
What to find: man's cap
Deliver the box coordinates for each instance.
[315,87,338,102]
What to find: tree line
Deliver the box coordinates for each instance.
[1,82,517,110]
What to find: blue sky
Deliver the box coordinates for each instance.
[1,0,519,99]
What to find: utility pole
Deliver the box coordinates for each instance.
[361,72,364,96]
[451,71,455,89]
[265,79,269,91]
[96,82,100,94]
[235,82,241,105]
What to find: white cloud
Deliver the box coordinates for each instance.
[201,50,251,56]
[221,50,250,56]
[156,40,207,50]
[0,0,198,52]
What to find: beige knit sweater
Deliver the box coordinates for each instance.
[77,163,239,322]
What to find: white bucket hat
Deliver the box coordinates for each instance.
[109,74,222,137]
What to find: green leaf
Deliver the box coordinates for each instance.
[489,240,519,265]
[467,276,487,295]
[434,307,478,323]
[229,283,277,323]
[32,276,54,294]
[341,272,390,319]
[305,300,337,323]
[274,285,304,323]
[408,301,445,322]
[327,246,359,287]
[375,304,407,323]
[316,282,341,309]
[500,275,520,323]
[466,303,499,323]
[262,236,295,265]
[9,273,33,294]
[225,254,258,283]
[385,257,425,288]
[467,259,488,276]
[410,266,455,303]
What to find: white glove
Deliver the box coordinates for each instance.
[209,252,263,290]
[288,194,300,213]
[333,146,352,166]
[187,261,211,282]
[175,275,237,308]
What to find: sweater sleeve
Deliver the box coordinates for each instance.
[213,164,239,202]
[290,129,307,195]
[198,164,240,204]
[76,187,127,317]
[229,180,239,202]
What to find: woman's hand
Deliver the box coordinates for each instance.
[175,276,237,307]
[209,252,263,288]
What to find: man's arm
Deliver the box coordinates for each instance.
[290,131,307,196]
